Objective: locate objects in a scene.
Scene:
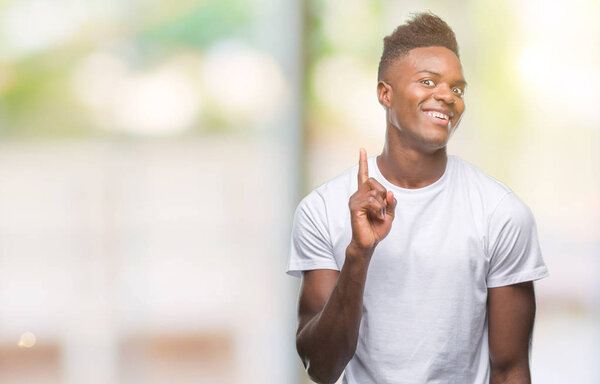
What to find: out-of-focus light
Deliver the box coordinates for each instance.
[516,46,600,127]
[72,52,201,136]
[202,40,288,126]
[313,55,382,136]
[515,0,600,128]
[0,0,88,59]
[18,331,36,348]
[112,67,200,136]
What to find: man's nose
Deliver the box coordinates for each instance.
[433,86,455,104]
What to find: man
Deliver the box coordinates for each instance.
[286,12,549,384]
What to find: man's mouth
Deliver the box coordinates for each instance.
[423,110,450,121]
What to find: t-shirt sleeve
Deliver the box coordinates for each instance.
[486,192,549,288]
[286,190,339,278]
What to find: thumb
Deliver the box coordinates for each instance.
[386,191,397,217]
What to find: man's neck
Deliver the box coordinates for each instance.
[377,136,448,190]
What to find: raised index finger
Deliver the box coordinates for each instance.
[358,148,369,186]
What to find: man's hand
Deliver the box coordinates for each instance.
[348,148,397,252]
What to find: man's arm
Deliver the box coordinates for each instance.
[488,281,536,384]
[295,149,396,384]
[296,245,372,384]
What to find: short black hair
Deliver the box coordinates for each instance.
[378,12,459,80]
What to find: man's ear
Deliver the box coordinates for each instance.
[377,81,392,108]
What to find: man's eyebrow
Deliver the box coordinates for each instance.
[416,70,442,77]
[415,70,468,86]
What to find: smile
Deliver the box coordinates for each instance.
[423,110,450,120]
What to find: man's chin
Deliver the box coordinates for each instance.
[423,126,458,148]
[418,134,451,152]
[411,139,448,151]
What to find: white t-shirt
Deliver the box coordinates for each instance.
[286,155,549,384]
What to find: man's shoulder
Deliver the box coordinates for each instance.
[305,162,358,204]
[293,163,356,230]
[448,155,531,221]
[450,155,512,198]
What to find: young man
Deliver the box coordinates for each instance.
[286,13,549,384]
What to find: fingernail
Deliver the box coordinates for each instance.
[380,208,385,218]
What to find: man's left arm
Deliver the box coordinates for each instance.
[488,281,536,384]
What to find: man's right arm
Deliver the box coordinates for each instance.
[294,149,396,383]
[295,244,373,384]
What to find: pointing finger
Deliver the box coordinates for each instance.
[358,148,369,186]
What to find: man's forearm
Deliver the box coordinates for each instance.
[490,363,531,384]
[296,244,373,384]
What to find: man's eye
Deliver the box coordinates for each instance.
[421,79,435,86]
[452,87,464,96]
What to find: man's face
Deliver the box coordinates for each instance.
[377,46,466,151]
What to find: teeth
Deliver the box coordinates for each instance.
[425,111,449,120]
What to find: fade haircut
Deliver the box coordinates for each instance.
[378,12,459,80]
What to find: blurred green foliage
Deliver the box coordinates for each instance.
[0,0,253,139]
[136,0,251,52]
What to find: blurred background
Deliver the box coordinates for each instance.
[0,0,598,383]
